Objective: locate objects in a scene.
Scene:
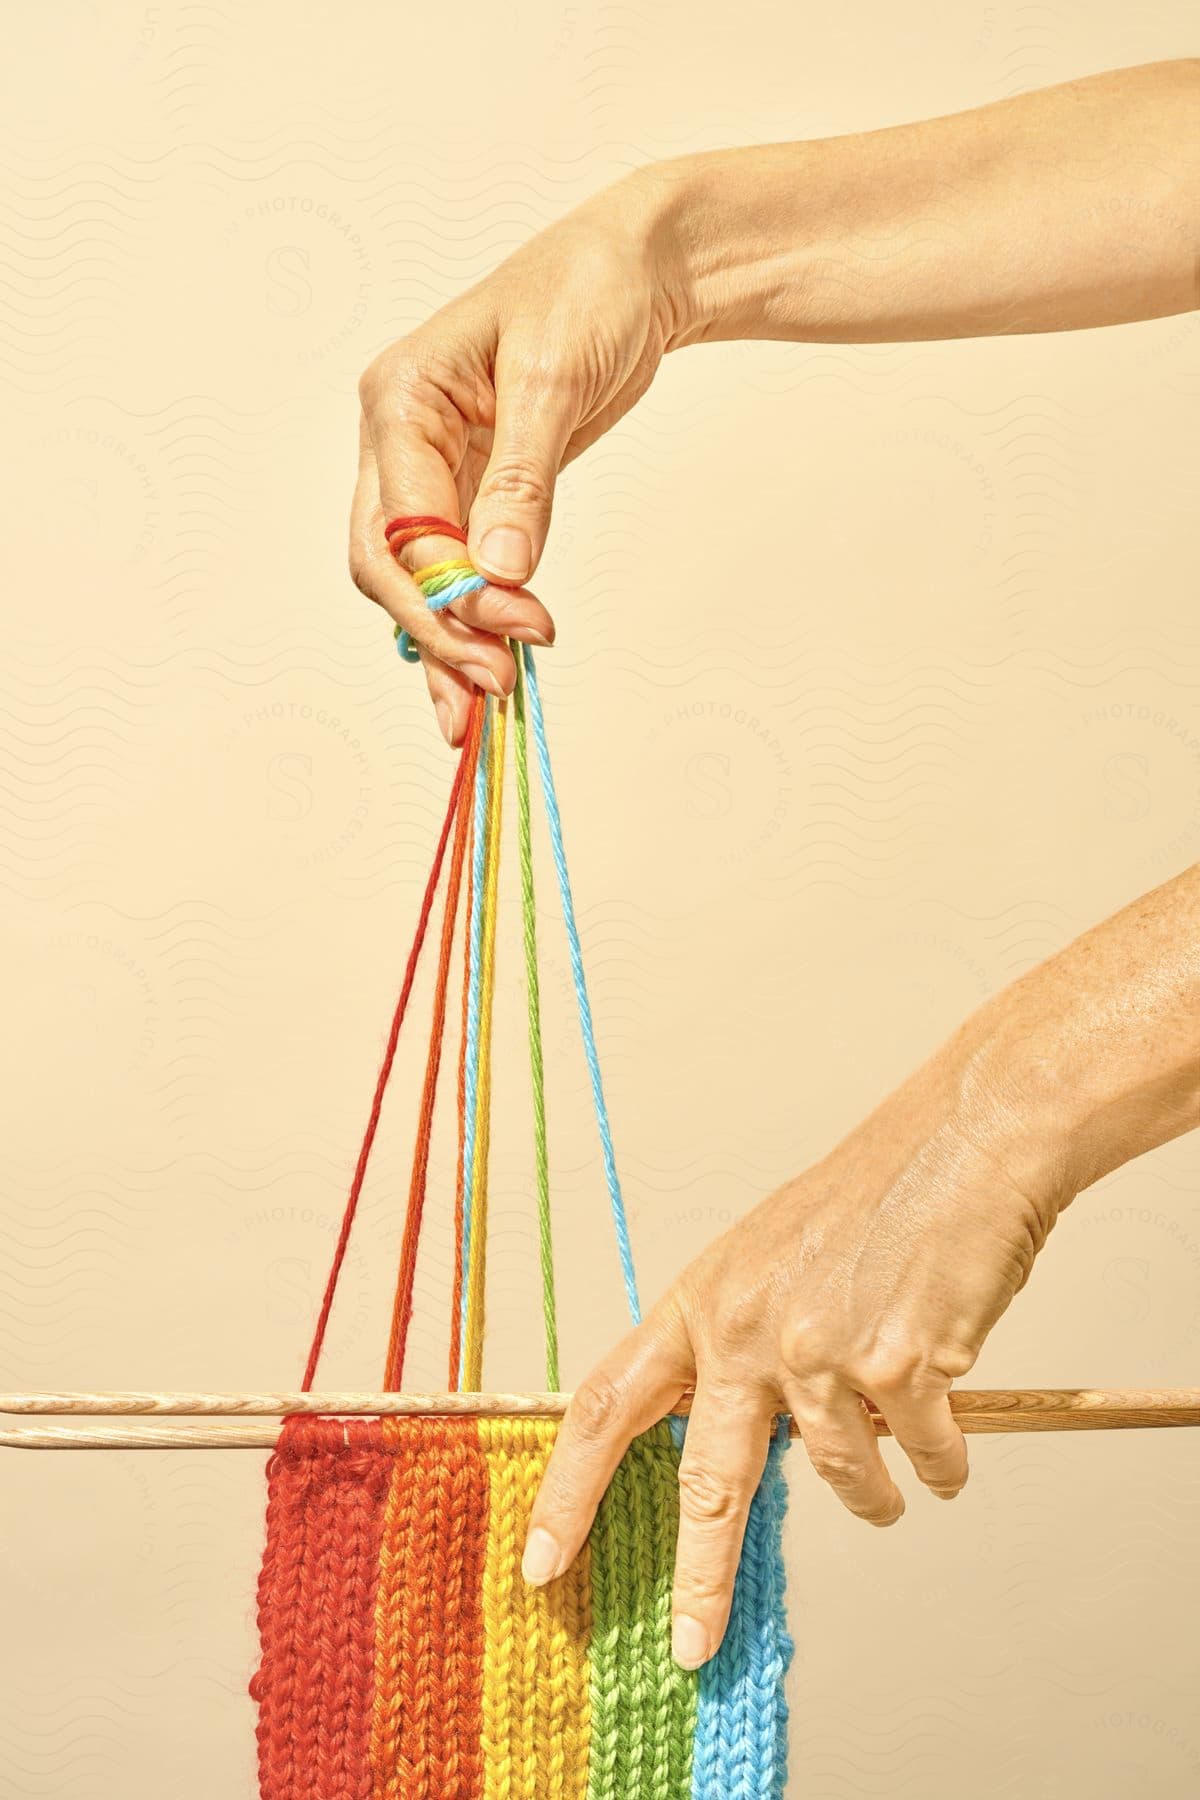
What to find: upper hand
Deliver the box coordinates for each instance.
[350,173,678,745]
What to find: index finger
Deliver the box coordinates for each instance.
[362,378,555,644]
[521,1317,692,1587]
[670,1380,776,1668]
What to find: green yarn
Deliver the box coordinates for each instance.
[513,644,558,1390]
[586,1422,697,1800]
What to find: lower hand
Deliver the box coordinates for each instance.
[521,1024,1069,1671]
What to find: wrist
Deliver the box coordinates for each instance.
[940,1006,1084,1222]
[948,978,1200,1207]
[614,150,819,350]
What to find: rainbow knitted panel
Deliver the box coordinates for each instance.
[251,1416,791,1799]
[257,584,796,1800]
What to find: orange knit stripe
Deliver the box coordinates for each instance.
[369,1418,488,1800]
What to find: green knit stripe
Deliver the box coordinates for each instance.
[585,1421,697,1800]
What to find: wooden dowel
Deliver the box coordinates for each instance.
[0,1388,1197,1447]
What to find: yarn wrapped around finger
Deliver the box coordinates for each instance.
[386,513,490,661]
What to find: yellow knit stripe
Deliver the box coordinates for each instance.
[539,1509,592,1800]
[463,694,507,1390]
[478,1418,591,1800]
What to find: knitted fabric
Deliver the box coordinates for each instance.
[251,1416,789,1798]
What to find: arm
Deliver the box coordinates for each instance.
[522,864,1200,1670]
[646,58,1200,346]
[351,59,1200,743]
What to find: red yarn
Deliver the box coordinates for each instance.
[300,739,473,1392]
[383,697,484,1390]
[384,514,467,550]
[448,798,475,1392]
[251,1418,393,1799]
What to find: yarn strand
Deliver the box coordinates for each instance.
[448,788,476,1392]
[514,645,559,1391]
[383,697,484,1391]
[462,691,508,1390]
[522,648,641,1328]
[300,739,471,1391]
[456,707,492,1383]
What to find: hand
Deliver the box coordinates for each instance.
[521,859,1200,1670]
[521,1029,1071,1671]
[350,173,678,746]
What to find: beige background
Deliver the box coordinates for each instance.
[2,2,1198,1794]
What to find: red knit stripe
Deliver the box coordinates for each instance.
[251,1418,393,1799]
[370,1418,488,1799]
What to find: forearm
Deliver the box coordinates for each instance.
[953,863,1200,1203]
[627,60,1199,346]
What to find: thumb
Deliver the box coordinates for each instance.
[468,349,575,587]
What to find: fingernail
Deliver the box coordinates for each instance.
[478,526,532,584]
[672,1615,709,1670]
[507,625,552,647]
[521,1527,561,1587]
[434,700,456,746]
[461,662,505,698]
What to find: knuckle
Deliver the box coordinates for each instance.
[901,1434,949,1463]
[935,1340,978,1381]
[807,1447,869,1490]
[348,540,382,599]
[478,459,554,511]
[673,1577,728,1616]
[358,341,431,424]
[677,1462,740,1527]
[357,360,383,412]
[512,345,562,387]
[857,1351,924,1397]
[357,353,396,415]
[534,1460,585,1518]
[705,1289,765,1354]
[778,1316,832,1380]
[567,1376,624,1445]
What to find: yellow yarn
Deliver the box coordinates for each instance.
[478,1418,590,1800]
[538,1507,591,1800]
[463,695,507,1390]
[412,558,471,584]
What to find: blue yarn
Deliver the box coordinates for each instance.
[521,645,641,1328]
[425,572,488,611]
[691,1423,792,1800]
[456,704,491,1385]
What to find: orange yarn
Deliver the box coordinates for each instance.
[370,1418,488,1798]
[383,701,484,1392]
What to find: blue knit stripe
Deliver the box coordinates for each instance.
[691,1426,793,1800]
[521,646,641,1327]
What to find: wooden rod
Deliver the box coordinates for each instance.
[0,1388,1197,1447]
